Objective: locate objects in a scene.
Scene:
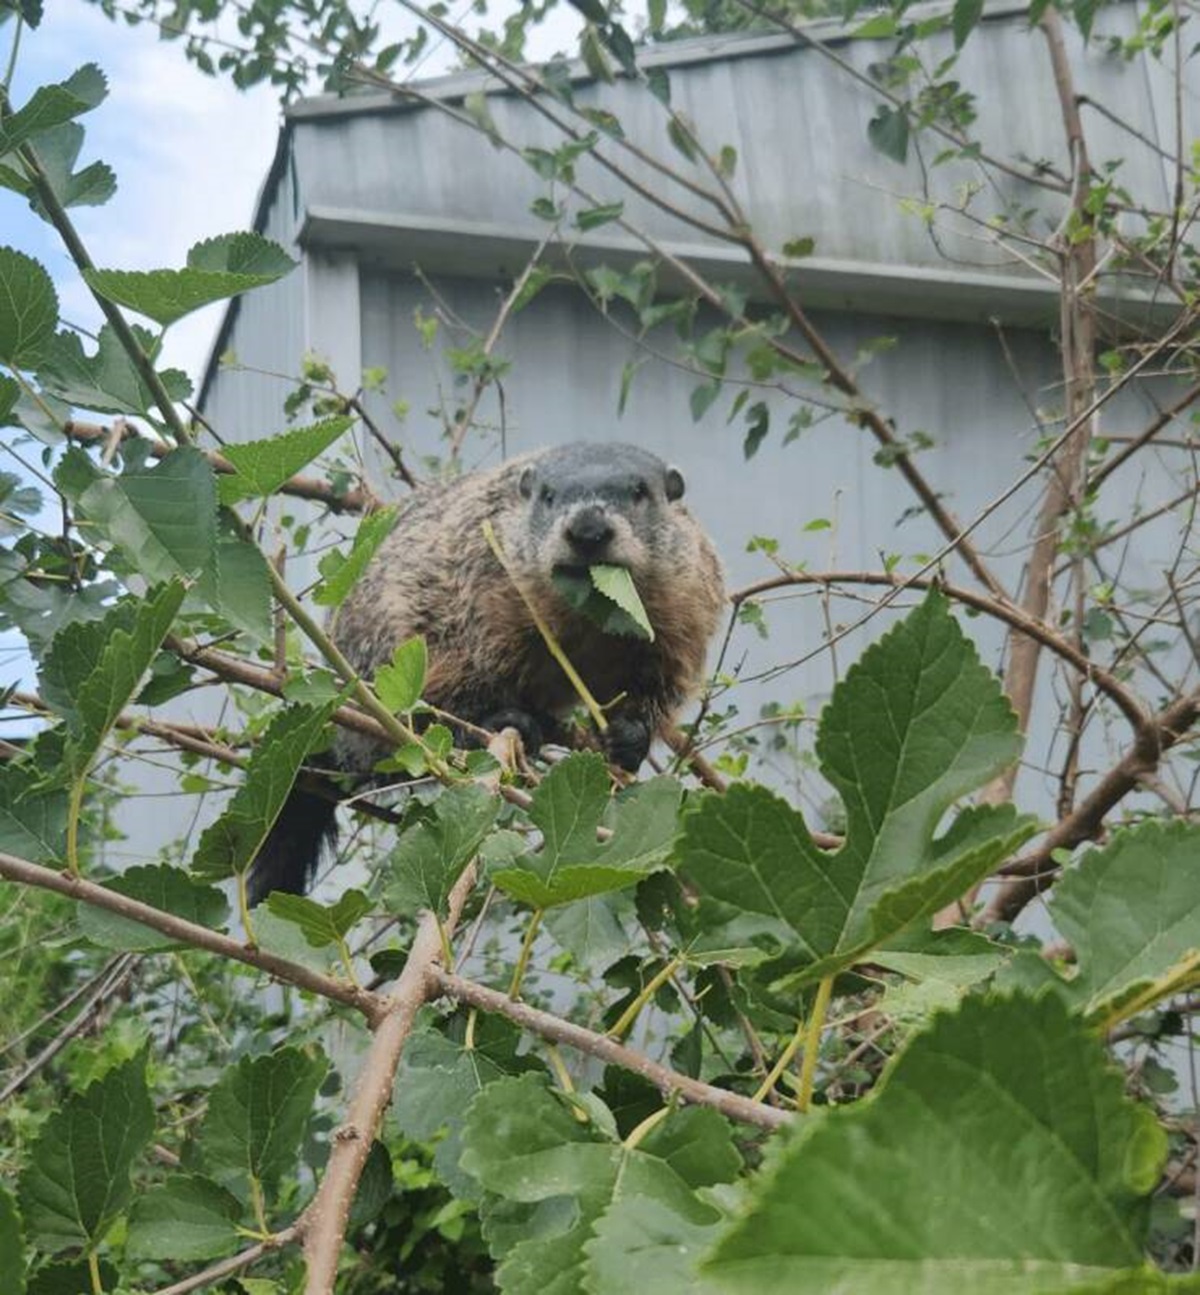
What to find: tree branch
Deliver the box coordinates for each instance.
[980,688,1200,924]
[0,852,382,1018]
[428,968,790,1132]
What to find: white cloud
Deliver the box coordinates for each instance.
[8,0,281,379]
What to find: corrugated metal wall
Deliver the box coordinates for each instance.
[194,4,1197,840]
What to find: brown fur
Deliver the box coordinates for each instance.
[332,444,725,767]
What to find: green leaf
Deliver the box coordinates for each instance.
[199,521,273,645]
[37,325,190,417]
[867,104,910,164]
[0,760,66,863]
[374,636,428,713]
[25,123,116,215]
[216,416,354,505]
[0,246,58,365]
[576,201,625,231]
[392,1014,547,1195]
[126,1175,243,1262]
[460,1073,739,1294]
[952,0,984,46]
[83,233,296,327]
[199,1046,327,1197]
[265,888,372,948]
[186,231,297,278]
[1051,820,1200,1021]
[77,864,229,952]
[853,12,897,36]
[0,1184,24,1295]
[673,592,1035,987]
[192,702,337,881]
[580,23,615,83]
[38,581,186,786]
[57,445,217,583]
[386,784,498,916]
[314,505,399,607]
[18,1052,154,1254]
[589,564,654,640]
[690,380,721,422]
[0,65,106,154]
[551,567,650,639]
[492,754,682,909]
[705,994,1166,1293]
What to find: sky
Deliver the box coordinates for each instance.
[6,0,285,380]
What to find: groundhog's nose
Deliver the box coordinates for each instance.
[566,505,615,556]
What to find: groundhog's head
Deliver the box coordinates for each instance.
[516,442,687,581]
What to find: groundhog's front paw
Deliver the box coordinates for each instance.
[604,714,652,772]
[482,708,544,756]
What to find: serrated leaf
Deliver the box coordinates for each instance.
[492,754,681,908]
[589,564,654,640]
[38,581,186,786]
[126,1175,243,1262]
[83,233,295,328]
[314,505,399,607]
[673,592,1035,987]
[690,380,721,422]
[77,864,229,951]
[0,1184,24,1295]
[265,888,371,948]
[0,65,106,154]
[1051,820,1200,1021]
[705,994,1166,1293]
[24,122,116,216]
[38,324,189,417]
[952,0,984,46]
[0,760,66,863]
[198,522,273,645]
[544,892,633,971]
[192,702,337,881]
[551,567,648,639]
[392,1015,546,1195]
[0,373,18,422]
[867,104,910,164]
[374,636,427,713]
[459,1073,739,1294]
[0,246,58,365]
[199,1046,327,1197]
[57,445,217,583]
[585,1192,728,1295]
[385,784,498,916]
[216,416,354,505]
[186,231,296,278]
[18,1052,154,1253]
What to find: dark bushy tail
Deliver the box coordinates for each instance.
[246,786,339,905]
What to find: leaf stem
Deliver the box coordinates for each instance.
[1100,953,1200,1033]
[481,520,608,732]
[434,914,454,972]
[751,1011,807,1105]
[508,907,543,999]
[237,873,256,948]
[66,776,85,876]
[797,975,834,1114]
[249,1173,270,1236]
[623,1104,671,1149]
[464,1007,477,1050]
[606,955,683,1041]
[87,1249,103,1295]
[336,936,362,989]
[2,13,23,92]
[546,1043,575,1094]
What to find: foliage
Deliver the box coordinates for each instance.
[1,0,1199,1291]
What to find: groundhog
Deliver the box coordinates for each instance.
[247,441,725,902]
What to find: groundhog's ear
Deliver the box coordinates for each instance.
[519,466,537,500]
[665,466,685,502]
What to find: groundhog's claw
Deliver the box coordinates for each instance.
[482,708,545,757]
[605,714,652,773]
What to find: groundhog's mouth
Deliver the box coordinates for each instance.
[552,562,629,580]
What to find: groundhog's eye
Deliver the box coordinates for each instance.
[539,485,555,505]
[631,480,650,503]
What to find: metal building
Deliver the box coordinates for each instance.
[197,0,1196,823]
